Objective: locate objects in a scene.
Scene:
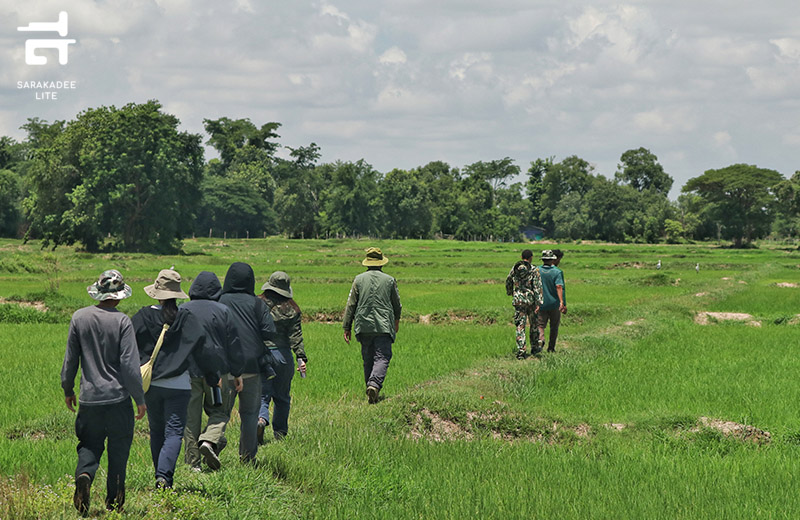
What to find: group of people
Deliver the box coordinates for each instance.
[506,249,567,359]
[60,247,402,515]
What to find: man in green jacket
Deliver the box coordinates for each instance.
[343,247,402,404]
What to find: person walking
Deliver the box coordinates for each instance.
[505,249,544,359]
[132,269,221,489]
[538,250,567,352]
[219,262,276,463]
[343,247,402,404]
[181,271,244,472]
[257,271,308,441]
[61,269,147,515]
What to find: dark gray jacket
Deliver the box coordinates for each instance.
[219,262,276,374]
[182,271,244,378]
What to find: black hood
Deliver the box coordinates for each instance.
[222,262,255,295]
[189,271,222,301]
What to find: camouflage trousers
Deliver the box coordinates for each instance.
[513,305,538,355]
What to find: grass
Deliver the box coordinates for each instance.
[1,238,799,518]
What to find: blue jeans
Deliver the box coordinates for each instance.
[260,348,294,439]
[359,334,393,391]
[145,386,191,486]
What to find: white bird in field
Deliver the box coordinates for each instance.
[696,263,700,273]
[656,259,661,270]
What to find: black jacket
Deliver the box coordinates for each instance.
[181,271,244,378]
[219,262,276,374]
[132,305,220,385]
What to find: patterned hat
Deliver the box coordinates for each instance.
[261,271,293,298]
[362,247,389,267]
[541,249,557,260]
[87,269,133,301]
[144,269,189,300]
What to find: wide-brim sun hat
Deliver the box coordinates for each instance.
[541,249,557,260]
[261,271,293,298]
[362,247,389,267]
[87,269,133,301]
[144,268,189,300]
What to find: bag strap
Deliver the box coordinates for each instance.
[147,323,170,368]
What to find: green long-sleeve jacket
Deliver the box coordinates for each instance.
[343,268,402,340]
[261,293,307,362]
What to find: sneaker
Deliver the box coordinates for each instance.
[366,385,379,404]
[200,441,221,471]
[516,349,527,360]
[257,418,268,445]
[155,477,169,490]
[538,340,545,351]
[73,473,91,516]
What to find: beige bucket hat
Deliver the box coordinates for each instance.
[144,268,189,300]
[362,247,389,267]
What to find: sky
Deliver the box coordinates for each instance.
[1,0,799,199]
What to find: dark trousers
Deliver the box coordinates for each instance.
[260,347,294,439]
[537,308,562,350]
[359,334,393,391]
[74,399,134,505]
[145,386,191,486]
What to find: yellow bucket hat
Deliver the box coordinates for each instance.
[362,247,389,267]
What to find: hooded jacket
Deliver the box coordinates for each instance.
[132,305,220,386]
[180,271,244,378]
[219,262,276,374]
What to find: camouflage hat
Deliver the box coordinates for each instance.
[261,271,293,298]
[541,249,557,260]
[87,269,132,301]
[362,247,389,267]
[144,269,189,300]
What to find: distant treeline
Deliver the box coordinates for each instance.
[0,100,798,252]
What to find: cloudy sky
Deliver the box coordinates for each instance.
[1,0,799,198]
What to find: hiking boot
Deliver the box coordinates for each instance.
[366,385,379,404]
[155,477,169,490]
[516,349,527,360]
[257,418,268,445]
[200,441,221,471]
[105,490,124,513]
[73,473,91,516]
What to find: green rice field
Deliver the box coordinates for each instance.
[1,238,799,519]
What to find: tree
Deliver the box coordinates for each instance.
[616,147,673,195]
[683,164,784,247]
[379,168,433,238]
[419,161,460,236]
[773,171,800,238]
[24,101,203,252]
[0,136,24,237]
[320,160,380,237]
[540,155,594,235]
[274,144,324,238]
[203,118,281,166]
[526,157,551,224]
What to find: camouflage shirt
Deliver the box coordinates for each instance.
[505,260,543,308]
[260,293,307,362]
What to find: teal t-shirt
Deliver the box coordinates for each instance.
[538,265,564,311]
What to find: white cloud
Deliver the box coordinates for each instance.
[379,46,407,65]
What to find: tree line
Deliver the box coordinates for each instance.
[0,100,798,252]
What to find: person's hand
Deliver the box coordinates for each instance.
[395,319,400,333]
[65,395,77,412]
[343,330,351,344]
[535,305,540,314]
[233,377,243,393]
[560,304,567,315]
[297,360,307,376]
[135,403,147,420]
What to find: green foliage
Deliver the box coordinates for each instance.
[684,164,785,247]
[616,147,673,195]
[23,101,203,252]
